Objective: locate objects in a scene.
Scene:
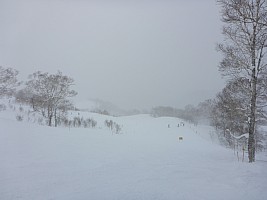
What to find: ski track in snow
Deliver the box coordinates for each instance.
[0,111,267,200]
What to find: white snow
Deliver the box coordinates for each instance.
[0,109,267,200]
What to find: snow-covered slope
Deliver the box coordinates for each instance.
[0,112,266,200]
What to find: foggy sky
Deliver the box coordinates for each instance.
[0,0,225,110]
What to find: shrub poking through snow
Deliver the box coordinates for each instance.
[0,104,6,111]
[104,120,122,134]
[16,114,23,122]
[63,116,97,129]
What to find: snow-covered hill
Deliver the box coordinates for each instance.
[0,107,267,200]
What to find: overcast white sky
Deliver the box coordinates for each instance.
[0,0,225,110]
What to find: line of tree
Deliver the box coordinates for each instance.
[151,106,183,118]
[151,102,213,125]
[210,80,266,151]
[0,67,78,127]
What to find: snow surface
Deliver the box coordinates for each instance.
[0,110,267,200]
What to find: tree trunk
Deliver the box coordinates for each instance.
[248,69,257,163]
[48,114,52,126]
[248,22,258,163]
[48,106,53,127]
[54,109,57,127]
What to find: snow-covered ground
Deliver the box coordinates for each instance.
[0,106,267,200]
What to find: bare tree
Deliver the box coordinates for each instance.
[26,71,77,127]
[0,66,21,97]
[217,0,267,162]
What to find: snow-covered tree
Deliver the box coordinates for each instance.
[211,79,250,147]
[26,71,77,127]
[0,66,21,97]
[217,0,267,162]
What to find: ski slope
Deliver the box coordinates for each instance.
[0,112,267,200]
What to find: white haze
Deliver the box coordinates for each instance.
[0,0,225,110]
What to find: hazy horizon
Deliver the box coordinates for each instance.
[0,0,225,110]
